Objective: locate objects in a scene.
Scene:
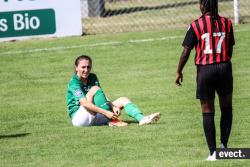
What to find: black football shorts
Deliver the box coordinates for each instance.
[196,61,233,100]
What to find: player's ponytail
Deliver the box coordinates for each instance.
[210,0,218,20]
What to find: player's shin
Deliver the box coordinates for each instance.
[220,106,233,148]
[124,103,144,122]
[93,89,111,111]
[202,112,216,155]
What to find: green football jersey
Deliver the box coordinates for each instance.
[66,73,100,118]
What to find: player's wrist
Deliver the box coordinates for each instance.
[176,71,183,75]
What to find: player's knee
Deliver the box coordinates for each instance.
[88,86,101,96]
[118,97,130,105]
[201,105,214,113]
[202,110,214,114]
[200,100,214,113]
[90,85,101,92]
[85,86,101,100]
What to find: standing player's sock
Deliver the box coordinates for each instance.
[124,103,144,122]
[93,89,111,111]
[220,107,233,148]
[202,112,216,155]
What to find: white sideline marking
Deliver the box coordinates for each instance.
[128,36,183,43]
[0,35,183,56]
[0,29,249,56]
[0,41,123,56]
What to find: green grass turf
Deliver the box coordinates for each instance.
[0,24,250,166]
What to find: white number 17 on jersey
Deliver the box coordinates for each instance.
[201,32,225,54]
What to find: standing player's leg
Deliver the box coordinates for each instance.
[196,64,217,160]
[219,93,233,148]
[200,99,216,159]
[217,62,233,148]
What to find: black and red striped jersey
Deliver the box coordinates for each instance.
[182,15,235,65]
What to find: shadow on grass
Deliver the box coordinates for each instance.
[123,120,138,125]
[102,0,232,17]
[0,133,30,139]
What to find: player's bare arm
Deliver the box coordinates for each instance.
[175,47,192,86]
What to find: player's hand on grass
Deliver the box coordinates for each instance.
[175,72,183,86]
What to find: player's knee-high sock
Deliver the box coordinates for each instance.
[220,107,233,148]
[124,103,144,122]
[202,112,216,155]
[93,89,111,111]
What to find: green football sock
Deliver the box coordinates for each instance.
[93,89,111,111]
[124,103,144,122]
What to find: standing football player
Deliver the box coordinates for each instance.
[175,0,235,161]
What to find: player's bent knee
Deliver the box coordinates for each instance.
[86,86,101,99]
[118,97,130,105]
[89,85,101,93]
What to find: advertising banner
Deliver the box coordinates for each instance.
[0,0,82,41]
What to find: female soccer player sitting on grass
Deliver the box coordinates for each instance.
[66,55,161,127]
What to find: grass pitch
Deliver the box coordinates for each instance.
[0,24,250,166]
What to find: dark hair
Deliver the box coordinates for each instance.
[74,55,92,73]
[200,0,218,20]
[75,55,92,66]
[200,0,219,57]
